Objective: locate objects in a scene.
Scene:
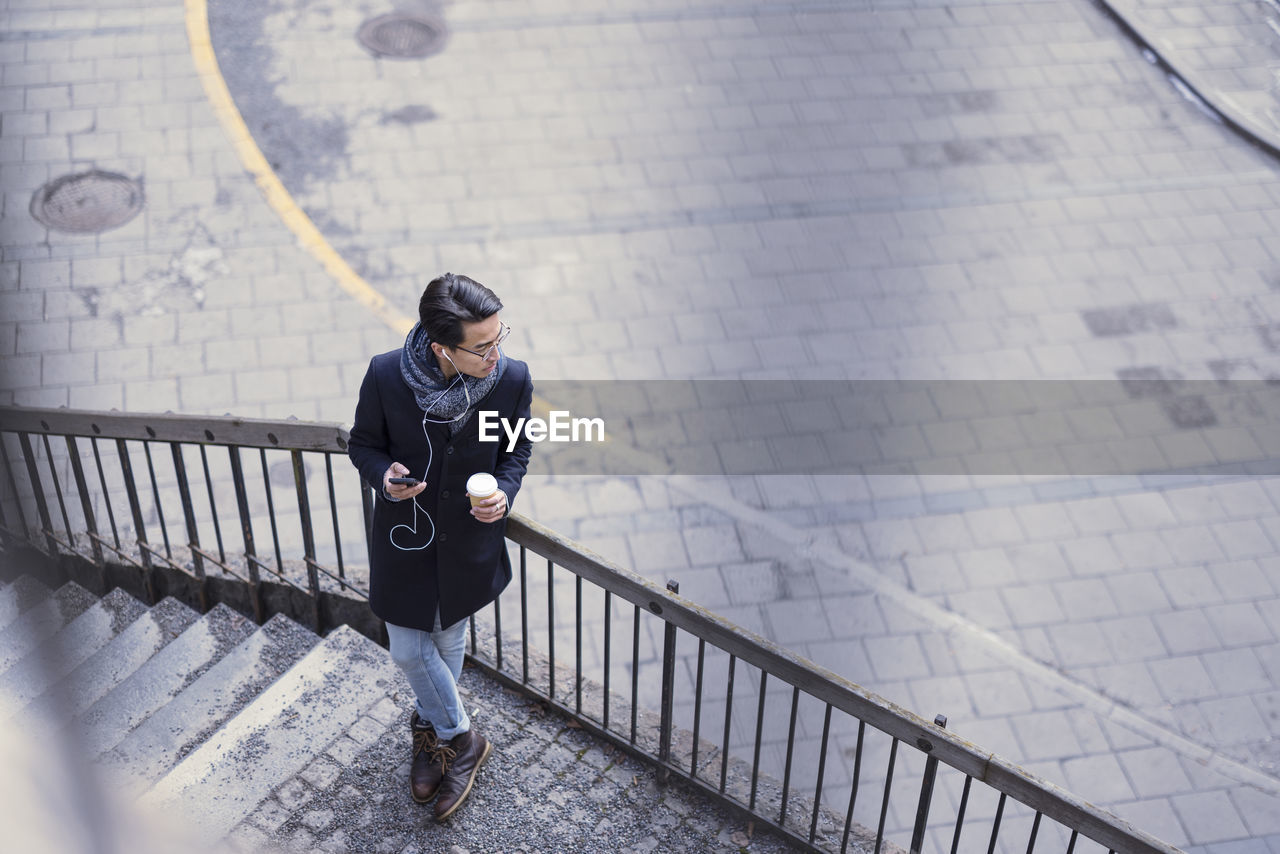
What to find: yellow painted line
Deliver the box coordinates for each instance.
[184,0,569,424]
[183,0,416,336]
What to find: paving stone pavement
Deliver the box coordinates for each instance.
[1099,0,1280,152]
[4,0,1280,851]
[0,0,400,420]
[223,662,809,854]
[519,472,1280,852]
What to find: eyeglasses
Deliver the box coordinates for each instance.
[453,322,511,359]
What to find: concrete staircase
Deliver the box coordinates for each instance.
[0,575,829,854]
[0,575,408,853]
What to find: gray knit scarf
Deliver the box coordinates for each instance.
[400,321,503,433]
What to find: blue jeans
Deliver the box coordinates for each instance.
[386,612,470,740]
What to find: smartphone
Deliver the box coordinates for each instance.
[388,476,419,486]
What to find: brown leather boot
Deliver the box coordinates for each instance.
[410,712,444,803]
[432,728,492,820]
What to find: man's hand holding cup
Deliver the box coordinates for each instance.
[467,472,506,523]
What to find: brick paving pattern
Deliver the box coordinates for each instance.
[226,669,813,854]
[3,0,1280,850]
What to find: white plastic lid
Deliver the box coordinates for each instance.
[466,472,498,497]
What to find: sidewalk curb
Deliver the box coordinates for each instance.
[1092,0,1280,161]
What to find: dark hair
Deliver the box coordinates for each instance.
[418,273,503,347]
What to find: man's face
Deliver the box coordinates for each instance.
[445,314,504,378]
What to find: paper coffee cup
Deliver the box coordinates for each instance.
[467,472,498,506]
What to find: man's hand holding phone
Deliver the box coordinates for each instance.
[383,462,426,500]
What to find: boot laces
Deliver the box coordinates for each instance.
[412,726,438,758]
[430,742,458,773]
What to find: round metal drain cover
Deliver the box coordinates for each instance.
[357,12,446,59]
[30,170,144,233]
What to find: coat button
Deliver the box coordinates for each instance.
[446,447,454,455]
[439,533,448,543]
[441,490,450,499]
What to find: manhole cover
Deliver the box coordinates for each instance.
[30,170,144,233]
[357,12,447,59]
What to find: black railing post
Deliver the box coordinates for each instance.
[141,442,172,561]
[40,434,75,549]
[989,793,1008,854]
[951,776,973,854]
[323,455,345,587]
[720,655,736,793]
[875,738,899,854]
[88,437,121,553]
[64,436,103,568]
[630,602,640,745]
[115,438,155,599]
[779,684,800,826]
[602,589,612,729]
[260,449,284,575]
[493,582,503,671]
[291,449,321,632]
[170,443,208,611]
[658,578,679,783]
[17,433,56,553]
[750,670,768,811]
[198,446,226,564]
[546,558,555,698]
[519,545,529,684]
[911,713,948,854]
[690,638,706,779]
[809,704,833,844]
[0,434,32,537]
[575,574,583,715]
[228,446,264,624]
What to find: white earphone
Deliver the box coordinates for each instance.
[388,412,436,552]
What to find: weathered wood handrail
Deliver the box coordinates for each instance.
[0,406,350,452]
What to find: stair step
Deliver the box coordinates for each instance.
[78,603,258,758]
[19,597,200,728]
[225,691,408,851]
[138,625,400,839]
[101,612,320,792]
[0,574,51,632]
[0,581,98,677]
[0,587,148,718]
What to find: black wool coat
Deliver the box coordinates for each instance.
[347,351,533,631]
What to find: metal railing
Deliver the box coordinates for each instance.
[0,405,1183,854]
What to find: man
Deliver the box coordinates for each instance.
[347,273,533,819]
